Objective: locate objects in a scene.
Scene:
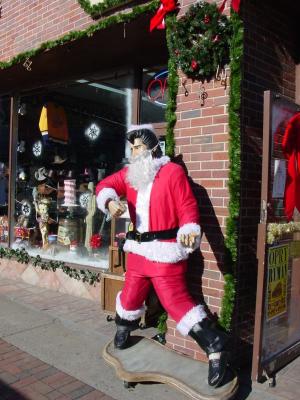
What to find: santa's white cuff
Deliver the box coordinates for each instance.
[116,291,146,321]
[177,223,201,255]
[177,304,207,336]
[96,188,119,213]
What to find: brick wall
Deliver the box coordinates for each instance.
[166,0,231,361]
[234,0,297,361]
[0,0,96,61]
[166,0,299,364]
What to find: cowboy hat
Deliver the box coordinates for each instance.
[34,167,47,181]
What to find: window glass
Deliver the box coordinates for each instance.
[140,66,168,123]
[13,72,133,268]
[0,97,10,246]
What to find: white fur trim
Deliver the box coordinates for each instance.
[116,291,146,321]
[152,155,170,169]
[96,188,119,213]
[127,124,155,133]
[177,305,207,336]
[123,239,192,263]
[136,183,152,232]
[177,223,201,255]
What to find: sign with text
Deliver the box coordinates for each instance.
[267,244,289,321]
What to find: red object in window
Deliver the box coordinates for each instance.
[90,233,102,249]
[282,112,300,220]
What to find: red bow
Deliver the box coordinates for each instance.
[218,0,241,13]
[150,0,177,32]
[90,233,102,249]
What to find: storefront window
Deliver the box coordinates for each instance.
[0,97,10,246]
[140,66,168,123]
[12,72,133,268]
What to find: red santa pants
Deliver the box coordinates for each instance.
[119,253,198,324]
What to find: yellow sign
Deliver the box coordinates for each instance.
[267,244,289,321]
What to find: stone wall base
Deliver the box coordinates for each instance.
[0,258,101,302]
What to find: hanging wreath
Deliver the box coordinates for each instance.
[169,1,233,81]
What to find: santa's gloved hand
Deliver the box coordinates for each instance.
[108,200,126,218]
[180,232,198,248]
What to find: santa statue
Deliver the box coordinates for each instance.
[96,124,230,387]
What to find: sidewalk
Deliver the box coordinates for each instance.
[0,276,299,400]
[0,339,113,400]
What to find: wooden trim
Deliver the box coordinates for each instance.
[251,91,272,381]
[8,96,18,247]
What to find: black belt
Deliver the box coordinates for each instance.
[126,227,178,243]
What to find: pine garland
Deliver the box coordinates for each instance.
[77,0,131,18]
[0,247,100,285]
[165,14,178,157]
[0,0,160,70]
[219,10,243,331]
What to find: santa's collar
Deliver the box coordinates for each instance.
[152,155,170,171]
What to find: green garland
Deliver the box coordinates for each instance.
[169,2,232,81]
[219,11,243,331]
[267,222,300,245]
[77,0,132,18]
[165,9,243,332]
[165,14,178,157]
[0,247,100,285]
[0,0,159,70]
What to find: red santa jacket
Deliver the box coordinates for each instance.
[96,156,201,263]
[282,112,300,221]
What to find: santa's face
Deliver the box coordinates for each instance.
[130,138,148,159]
[127,140,157,191]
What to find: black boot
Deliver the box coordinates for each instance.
[114,314,140,350]
[189,318,230,387]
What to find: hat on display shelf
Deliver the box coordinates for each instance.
[34,167,48,181]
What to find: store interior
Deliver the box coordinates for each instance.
[3,66,167,268]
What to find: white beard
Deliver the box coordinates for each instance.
[126,150,158,191]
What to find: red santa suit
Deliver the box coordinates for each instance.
[96,156,207,336]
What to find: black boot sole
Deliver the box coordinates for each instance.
[208,351,230,388]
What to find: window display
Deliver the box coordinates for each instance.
[0,97,9,246]
[141,66,168,123]
[13,73,133,268]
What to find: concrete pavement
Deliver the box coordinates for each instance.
[0,277,299,400]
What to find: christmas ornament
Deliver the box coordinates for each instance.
[79,191,92,208]
[204,15,210,24]
[182,79,189,97]
[169,2,232,81]
[32,140,43,157]
[199,86,208,106]
[85,122,101,141]
[21,199,32,217]
[191,60,198,71]
[23,58,32,71]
